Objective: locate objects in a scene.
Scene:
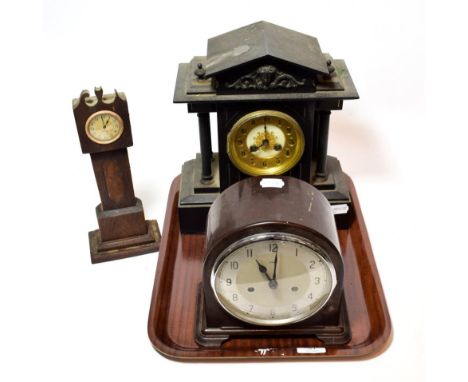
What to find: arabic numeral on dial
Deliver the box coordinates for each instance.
[292,304,297,312]
[230,261,239,270]
[307,293,313,300]
[226,278,232,286]
[270,309,275,318]
[246,248,253,258]
[315,277,320,285]
[232,293,238,301]
[309,260,316,269]
[269,243,278,253]
[248,305,254,312]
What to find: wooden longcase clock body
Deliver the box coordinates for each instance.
[73,87,160,263]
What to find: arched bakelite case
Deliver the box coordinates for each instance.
[197,176,350,347]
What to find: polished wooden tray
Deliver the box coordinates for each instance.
[148,175,392,361]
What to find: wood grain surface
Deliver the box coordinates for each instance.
[147,175,392,361]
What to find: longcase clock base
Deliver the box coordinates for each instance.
[89,220,160,264]
[147,175,392,361]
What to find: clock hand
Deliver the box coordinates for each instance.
[249,144,259,152]
[263,119,269,147]
[255,259,271,279]
[272,252,278,282]
[255,259,277,289]
[103,116,110,129]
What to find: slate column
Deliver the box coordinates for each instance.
[316,110,331,178]
[197,112,213,182]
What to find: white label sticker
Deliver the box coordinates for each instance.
[260,178,285,188]
[255,348,274,356]
[296,347,327,354]
[331,204,349,215]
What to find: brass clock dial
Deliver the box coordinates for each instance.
[227,110,305,176]
[85,110,124,144]
[212,233,337,326]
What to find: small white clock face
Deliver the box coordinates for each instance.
[85,110,124,144]
[245,124,286,159]
[212,234,336,326]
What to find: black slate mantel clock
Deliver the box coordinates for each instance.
[173,21,359,233]
[147,21,391,362]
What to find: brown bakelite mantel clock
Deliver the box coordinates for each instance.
[198,176,349,347]
[148,22,391,361]
[73,87,160,263]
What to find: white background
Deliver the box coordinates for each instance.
[0,1,465,381]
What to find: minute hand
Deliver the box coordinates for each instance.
[272,252,278,281]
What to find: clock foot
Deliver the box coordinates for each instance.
[194,285,229,348]
[312,156,353,229]
[88,219,160,264]
[178,154,220,233]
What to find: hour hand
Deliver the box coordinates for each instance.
[249,144,259,152]
[255,259,270,278]
[255,259,277,289]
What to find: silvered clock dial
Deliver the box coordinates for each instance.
[212,233,337,326]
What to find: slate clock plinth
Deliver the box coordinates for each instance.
[179,154,351,233]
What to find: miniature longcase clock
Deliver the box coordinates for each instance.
[146,21,392,361]
[73,87,160,263]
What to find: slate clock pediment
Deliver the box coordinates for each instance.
[174,21,358,103]
[205,21,332,94]
[205,21,329,77]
